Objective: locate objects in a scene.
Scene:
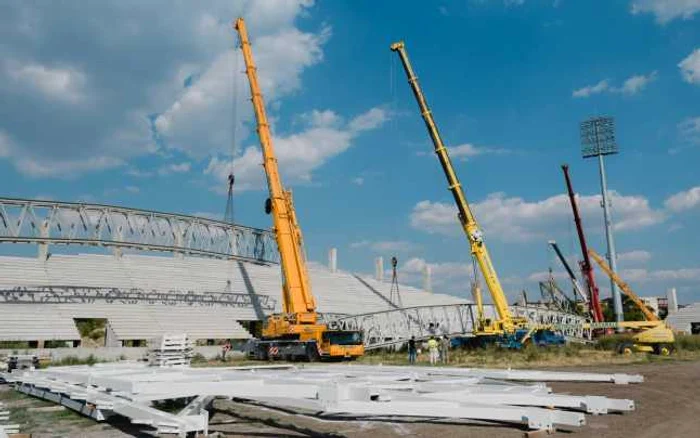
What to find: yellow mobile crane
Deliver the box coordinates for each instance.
[588,249,675,355]
[235,18,363,361]
[390,42,562,348]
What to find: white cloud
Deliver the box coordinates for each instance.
[125,185,140,193]
[5,60,87,103]
[205,107,388,191]
[352,177,365,186]
[350,240,420,253]
[620,267,700,283]
[158,161,191,175]
[155,24,331,158]
[572,79,609,98]
[679,48,700,85]
[448,143,509,161]
[631,0,700,24]
[401,257,472,283]
[573,72,657,98]
[0,1,322,177]
[617,250,652,265]
[665,186,700,212]
[411,191,666,242]
[0,131,12,158]
[614,71,658,95]
[678,116,700,144]
[15,156,124,179]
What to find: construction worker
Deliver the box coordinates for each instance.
[440,335,450,364]
[222,340,231,361]
[408,336,417,364]
[427,336,439,365]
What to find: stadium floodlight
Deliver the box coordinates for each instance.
[580,116,622,325]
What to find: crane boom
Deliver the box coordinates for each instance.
[390,41,520,331]
[235,18,315,322]
[548,240,588,304]
[562,165,604,322]
[588,249,659,322]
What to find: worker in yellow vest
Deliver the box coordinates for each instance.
[427,336,439,365]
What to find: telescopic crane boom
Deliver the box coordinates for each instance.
[548,240,588,304]
[588,249,658,322]
[561,165,605,322]
[390,41,526,334]
[235,17,363,361]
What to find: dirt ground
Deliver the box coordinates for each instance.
[2,359,700,437]
[210,359,700,438]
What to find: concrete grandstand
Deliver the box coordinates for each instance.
[0,197,466,347]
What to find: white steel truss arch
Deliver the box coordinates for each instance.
[329,304,590,349]
[0,197,278,263]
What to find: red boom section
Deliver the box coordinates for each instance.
[562,164,604,322]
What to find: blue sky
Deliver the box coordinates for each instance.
[1,0,699,303]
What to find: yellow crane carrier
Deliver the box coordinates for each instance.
[235,18,363,361]
[588,249,675,355]
[390,41,564,348]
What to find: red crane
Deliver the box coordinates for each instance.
[562,164,605,322]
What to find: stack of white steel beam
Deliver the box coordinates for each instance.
[0,362,642,437]
[147,334,193,367]
[0,401,19,437]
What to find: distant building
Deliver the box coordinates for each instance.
[666,303,700,334]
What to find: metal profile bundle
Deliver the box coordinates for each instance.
[0,401,19,437]
[1,363,642,436]
[147,334,193,367]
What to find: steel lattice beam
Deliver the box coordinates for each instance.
[0,197,278,263]
[0,286,276,310]
[329,304,591,349]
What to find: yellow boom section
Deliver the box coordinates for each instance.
[589,249,658,322]
[235,18,316,323]
[390,41,519,332]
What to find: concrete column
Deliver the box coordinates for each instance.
[375,257,384,282]
[38,219,49,261]
[667,288,678,313]
[423,264,432,293]
[328,248,337,273]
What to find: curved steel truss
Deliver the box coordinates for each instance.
[329,304,590,349]
[0,285,276,310]
[0,197,278,263]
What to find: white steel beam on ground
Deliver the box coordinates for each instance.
[2,362,642,435]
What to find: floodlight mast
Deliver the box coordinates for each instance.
[580,116,623,325]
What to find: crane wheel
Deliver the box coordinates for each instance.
[617,342,634,355]
[305,342,320,362]
[654,343,673,356]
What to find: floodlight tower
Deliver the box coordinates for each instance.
[580,116,623,324]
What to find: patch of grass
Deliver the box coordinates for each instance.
[675,334,700,351]
[49,354,101,367]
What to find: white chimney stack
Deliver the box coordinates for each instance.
[375,257,384,282]
[328,248,337,273]
[667,287,678,313]
[423,264,432,293]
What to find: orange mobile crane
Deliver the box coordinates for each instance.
[235,18,363,361]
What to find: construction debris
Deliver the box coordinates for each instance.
[1,363,642,437]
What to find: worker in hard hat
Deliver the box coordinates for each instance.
[440,335,451,363]
[427,336,439,365]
